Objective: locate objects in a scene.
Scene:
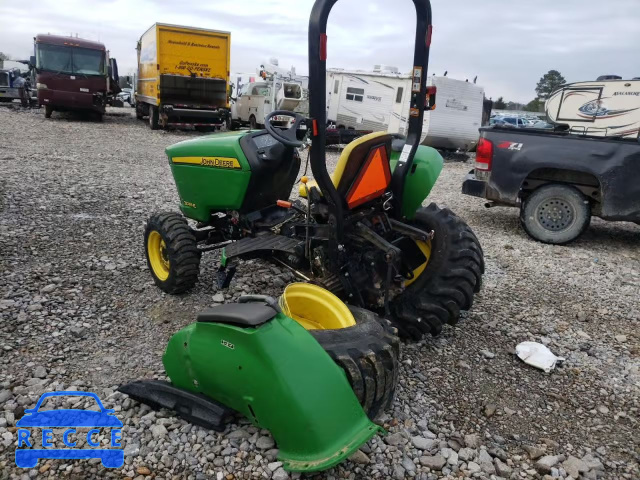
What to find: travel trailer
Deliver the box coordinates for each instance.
[326,67,484,150]
[420,75,484,150]
[545,77,640,139]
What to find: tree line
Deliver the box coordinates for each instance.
[494,69,566,112]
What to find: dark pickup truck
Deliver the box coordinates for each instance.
[462,126,640,244]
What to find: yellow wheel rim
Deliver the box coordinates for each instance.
[404,239,432,287]
[147,230,170,281]
[279,283,356,330]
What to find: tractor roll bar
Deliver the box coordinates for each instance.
[308,0,433,241]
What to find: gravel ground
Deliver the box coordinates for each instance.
[0,105,638,480]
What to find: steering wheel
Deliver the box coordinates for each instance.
[264,110,307,148]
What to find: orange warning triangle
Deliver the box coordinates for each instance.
[346,146,391,209]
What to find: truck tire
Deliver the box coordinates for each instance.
[135,103,145,120]
[520,184,591,245]
[226,116,237,131]
[149,105,159,130]
[144,213,201,294]
[389,204,484,340]
[249,115,257,130]
[44,105,53,118]
[310,307,399,420]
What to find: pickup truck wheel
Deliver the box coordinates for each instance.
[389,204,484,340]
[44,105,53,118]
[249,115,257,130]
[149,105,159,130]
[521,184,591,245]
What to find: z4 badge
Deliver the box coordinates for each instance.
[497,141,523,151]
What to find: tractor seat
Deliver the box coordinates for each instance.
[299,132,392,204]
[197,303,277,328]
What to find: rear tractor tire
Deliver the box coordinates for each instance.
[390,203,484,340]
[144,213,200,294]
[310,307,400,420]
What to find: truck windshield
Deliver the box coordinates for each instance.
[37,44,105,76]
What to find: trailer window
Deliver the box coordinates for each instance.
[346,87,364,102]
[334,79,339,94]
[395,86,404,103]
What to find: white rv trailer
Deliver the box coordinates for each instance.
[420,76,484,150]
[326,68,484,150]
[545,78,640,139]
[326,67,410,133]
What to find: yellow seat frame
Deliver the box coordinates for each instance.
[299,131,389,197]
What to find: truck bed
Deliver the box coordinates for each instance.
[463,125,640,222]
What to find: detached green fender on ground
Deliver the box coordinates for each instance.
[163,308,384,472]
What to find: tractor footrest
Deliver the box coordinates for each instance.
[224,234,301,260]
[118,380,235,431]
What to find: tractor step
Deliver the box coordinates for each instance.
[118,380,235,431]
[223,234,301,260]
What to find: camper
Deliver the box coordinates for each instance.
[135,23,231,130]
[545,77,640,138]
[420,76,484,150]
[326,66,409,134]
[326,67,484,150]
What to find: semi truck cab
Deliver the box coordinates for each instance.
[34,34,119,119]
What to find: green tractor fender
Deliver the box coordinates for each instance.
[163,304,383,472]
[390,144,444,220]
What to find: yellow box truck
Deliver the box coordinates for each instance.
[135,23,231,130]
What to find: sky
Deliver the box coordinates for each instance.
[1,0,638,103]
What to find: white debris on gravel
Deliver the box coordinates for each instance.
[0,106,639,479]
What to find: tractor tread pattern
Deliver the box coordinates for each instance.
[310,307,400,420]
[145,212,201,294]
[390,203,484,340]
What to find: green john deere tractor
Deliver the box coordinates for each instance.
[144,4,484,342]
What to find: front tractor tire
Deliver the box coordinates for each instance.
[144,213,200,294]
[390,203,484,340]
